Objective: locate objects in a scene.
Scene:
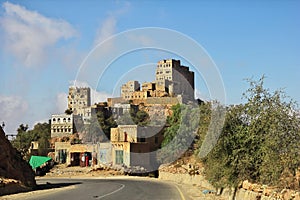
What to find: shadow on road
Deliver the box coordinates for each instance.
[34,181,82,191]
[0,182,82,197]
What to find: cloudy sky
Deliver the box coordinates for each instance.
[0,1,299,133]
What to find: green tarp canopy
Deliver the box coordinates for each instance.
[29,156,52,169]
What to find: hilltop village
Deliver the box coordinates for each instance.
[2,59,300,199]
[29,59,196,171]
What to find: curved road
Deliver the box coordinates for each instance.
[18,178,187,200]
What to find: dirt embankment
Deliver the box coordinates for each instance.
[44,164,125,178]
[0,127,36,196]
[159,154,300,200]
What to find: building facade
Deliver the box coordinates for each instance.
[68,87,91,114]
[155,59,195,101]
[120,59,195,102]
[54,141,112,166]
[110,125,164,168]
[50,114,82,138]
[121,81,140,99]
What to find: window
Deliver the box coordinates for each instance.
[115,150,123,165]
[155,136,159,144]
[124,132,127,142]
[138,132,146,143]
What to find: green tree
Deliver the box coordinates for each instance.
[84,115,102,143]
[158,103,200,163]
[117,107,149,126]
[116,111,135,125]
[83,110,117,142]
[65,109,73,115]
[12,122,51,159]
[133,110,149,125]
[202,76,300,193]
[32,123,51,155]
[12,124,30,157]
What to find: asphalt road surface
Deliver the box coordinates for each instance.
[16,178,187,200]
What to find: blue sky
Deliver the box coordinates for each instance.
[0,1,299,133]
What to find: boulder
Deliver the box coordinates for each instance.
[242,180,251,190]
[294,192,300,200]
[0,127,36,187]
[281,189,294,200]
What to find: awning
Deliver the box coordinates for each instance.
[29,155,52,169]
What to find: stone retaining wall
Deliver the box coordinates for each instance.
[158,171,300,200]
[159,171,214,189]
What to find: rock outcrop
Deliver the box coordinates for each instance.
[0,127,36,188]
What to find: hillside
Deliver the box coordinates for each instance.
[0,127,36,195]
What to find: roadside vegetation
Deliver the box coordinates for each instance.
[10,76,300,191]
[161,76,300,190]
[83,106,149,143]
[11,122,50,160]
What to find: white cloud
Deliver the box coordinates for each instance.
[0,95,28,133]
[92,90,112,104]
[0,2,77,67]
[55,92,68,113]
[195,88,210,102]
[94,16,117,46]
[93,2,130,46]
[127,34,155,46]
[32,118,50,126]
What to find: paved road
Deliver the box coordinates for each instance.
[17,178,187,200]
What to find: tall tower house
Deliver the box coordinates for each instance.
[155,59,195,101]
[68,87,91,114]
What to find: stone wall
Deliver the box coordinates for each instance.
[220,180,300,200]
[145,96,182,105]
[158,170,300,200]
[159,171,214,190]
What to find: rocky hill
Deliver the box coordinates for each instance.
[0,126,36,195]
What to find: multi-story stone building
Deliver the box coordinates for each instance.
[110,125,164,168]
[50,114,82,138]
[68,87,91,123]
[120,59,195,102]
[121,81,140,99]
[155,59,195,101]
[68,87,91,114]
